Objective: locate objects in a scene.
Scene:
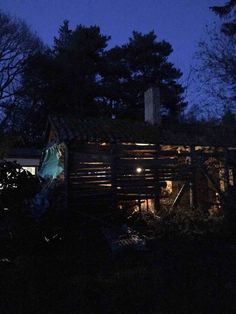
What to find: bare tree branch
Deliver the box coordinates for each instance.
[188,24,236,116]
[0,10,43,106]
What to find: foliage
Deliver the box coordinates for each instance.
[102,31,186,120]
[22,22,186,123]
[2,98,46,147]
[53,19,72,53]
[0,134,15,158]
[133,207,226,240]
[0,160,39,212]
[2,18,186,142]
[1,217,236,313]
[222,185,236,238]
[211,0,236,36]
[22,23,110,116]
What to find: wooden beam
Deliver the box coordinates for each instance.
[199,166,223,199]
[171,182,188,208]
[64,143,69,212]
[189,145,197,208]
[154,144,161,212]
[111,143,119,210]
[223,148,229,193]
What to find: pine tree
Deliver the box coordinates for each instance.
[102,31,186,120]
[53,20,72,53]
[211,0,236,35]
[23,22,110,116]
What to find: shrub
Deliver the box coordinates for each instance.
[0,160,39,213]
[135,206,226,241]
[222,186,236,239]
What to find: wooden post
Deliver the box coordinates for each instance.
[146,198,149,212]
[189,145,196,208]
[223,147,229,194]
[111,143,118,211]
[200,166,223,199]
[64,143,69,211]
[154,144,160,212]
[228,149,236,187]
[171,182,188,209]
[63,142,70,227]
[138,196,142,215]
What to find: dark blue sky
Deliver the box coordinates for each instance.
[1,0,224,86]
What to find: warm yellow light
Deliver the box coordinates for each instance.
[136,167,143,174]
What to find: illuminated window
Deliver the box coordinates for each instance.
[219,168,225,192]
[22,166,36,175]
[165,181,173,193]
[229,169,234,186]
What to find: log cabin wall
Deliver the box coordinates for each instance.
[68,142,112,213]
[66,141,235,214]
[46,116,236,215]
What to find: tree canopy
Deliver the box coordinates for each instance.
[0,16,187,147]
[23,22,110,116]
[22,21,185,122]
[211,0,236,36]
[101,31,185,120]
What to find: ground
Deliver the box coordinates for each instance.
[0,220,236,314]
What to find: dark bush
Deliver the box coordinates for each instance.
[0,160,39,213]
[222,186,236,239]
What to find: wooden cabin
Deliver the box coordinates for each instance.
[37,87,236,216]
[42,111,236,216]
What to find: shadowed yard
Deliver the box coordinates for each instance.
[1,222,236,314]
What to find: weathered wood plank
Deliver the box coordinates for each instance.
[71,152,111,162]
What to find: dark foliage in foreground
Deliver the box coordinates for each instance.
[0,217,236,314]
[0,160,39,212]
[0,192,236,313]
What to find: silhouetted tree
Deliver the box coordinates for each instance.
[22,23,186,123]
[211,0,236,36]
[23,22,110,116]
[101,31,186,120]
[190,1,236,114]
[0,10,44,149]
[54,19,72,53]
[0,10,43,106]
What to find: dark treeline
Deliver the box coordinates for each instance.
[0,0,235,148]
[0,15,186,146]
[22,21,185,120]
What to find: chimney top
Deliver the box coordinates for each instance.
[144,86,161,126]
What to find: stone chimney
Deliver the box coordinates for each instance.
[144,86,161,125]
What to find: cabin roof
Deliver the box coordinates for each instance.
[49,115,236,147]
[7,148,41,159]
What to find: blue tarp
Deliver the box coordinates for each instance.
[30,143,64,219]
[38,144,64,180]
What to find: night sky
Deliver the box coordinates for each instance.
[1,0,225,87]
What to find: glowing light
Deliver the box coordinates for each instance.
[136,167,143,174]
